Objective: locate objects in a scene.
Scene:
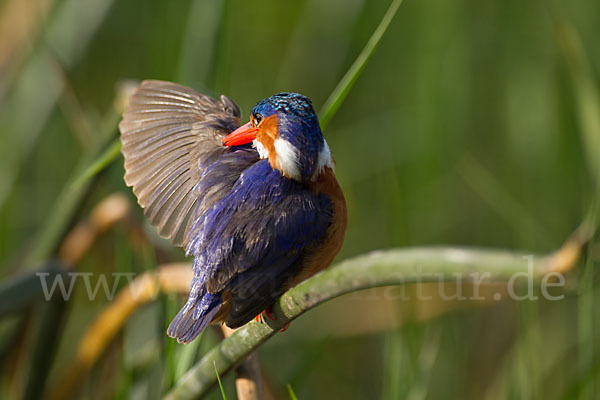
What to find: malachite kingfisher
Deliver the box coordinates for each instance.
[119,80,347,343]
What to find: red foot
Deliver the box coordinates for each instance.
[253,306,290,331]
[255,306,277,324]
[264,305,276,321]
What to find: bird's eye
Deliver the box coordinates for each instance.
[253,114,263,126]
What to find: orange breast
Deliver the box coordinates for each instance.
[290,166,348,286]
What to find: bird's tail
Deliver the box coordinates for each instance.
[167,292,222,343]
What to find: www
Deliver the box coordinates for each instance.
[35,272,137,301]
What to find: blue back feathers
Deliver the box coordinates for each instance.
[186,159,332,289]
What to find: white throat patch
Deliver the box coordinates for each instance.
[273,138,301,181]
[252,139,269,159]
[314,139,334,179]
[253,137,332,182]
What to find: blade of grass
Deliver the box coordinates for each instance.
[210,0,234,95]
[176,0,225,85]
[20,108,119,270]
[287,384,298,400]
[576,243,595,399]
[23,266,71,400]
[175,332,204,381]
[381,330,404,400]
[560,346,600,399]
[553,17,600,398]
[0,0,116,211]
[405,329,441,400]
[553,16,600,193]
[163,295,179,388]
[69,138,122,191]
[319,0,404,129]
[214,360,227,400]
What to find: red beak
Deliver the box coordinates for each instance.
[222,122,259,146]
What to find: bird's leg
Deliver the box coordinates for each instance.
[263,305,276,321]
[254,306,290,332]
[254,305,277,324]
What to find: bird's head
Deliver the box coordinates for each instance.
[223,93,332,182]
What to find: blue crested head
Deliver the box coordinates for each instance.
[251,93,320,137]
[223,93,333,182]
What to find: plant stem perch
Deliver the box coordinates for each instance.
[165,242,581,400]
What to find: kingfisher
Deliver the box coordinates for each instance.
[119,80,347,343]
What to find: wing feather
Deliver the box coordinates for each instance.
[119,80,244,247]
[146,172,190,222]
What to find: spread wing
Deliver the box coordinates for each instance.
[119,80,255,246]
[186,161,334,327]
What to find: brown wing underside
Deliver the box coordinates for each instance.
[119,80,241,247]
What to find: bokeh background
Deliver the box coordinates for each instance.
[0,0,599,399]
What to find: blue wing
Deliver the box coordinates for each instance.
[167,160,333,342]
[119,80,251,246]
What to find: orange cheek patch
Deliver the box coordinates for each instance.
[256,115,279,168]
[259,114,279,140]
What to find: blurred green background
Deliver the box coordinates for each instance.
[0,0,599,399]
